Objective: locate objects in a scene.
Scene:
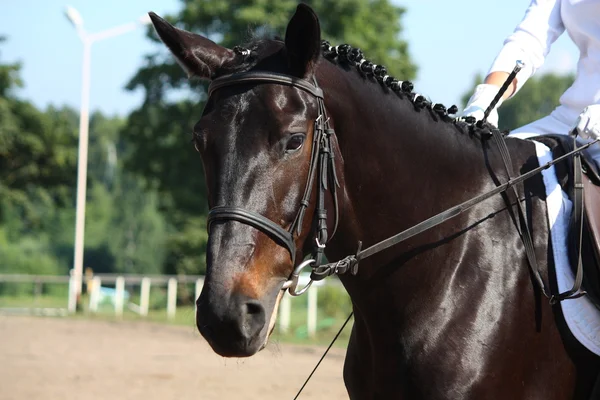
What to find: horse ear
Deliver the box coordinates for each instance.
[284,4,321,77]
[148,12,235,80]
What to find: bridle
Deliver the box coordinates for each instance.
[206,71,341,295]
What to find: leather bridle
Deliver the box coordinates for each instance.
[206,71,340,295]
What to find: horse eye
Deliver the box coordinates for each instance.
[285,134,305,153]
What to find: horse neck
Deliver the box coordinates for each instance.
[318,63,490,250]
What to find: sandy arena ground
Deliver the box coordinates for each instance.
[0,316,348,400]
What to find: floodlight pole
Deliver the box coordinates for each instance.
[65,6,150,313]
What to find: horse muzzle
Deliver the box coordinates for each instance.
[196,291,268,357]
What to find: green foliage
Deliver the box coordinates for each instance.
[0,43,79,255]
[121,102,206,217]
[0,233,61,276]
[0,36,22,98]
[0,39,166,277]
[87,112,124,189]
[0,228,62,295]
[164,216,208,275]
[317,283,353,318]
[0,101,78,231]
[149,286,169,310]
[461,73,575,131]
[123,0,416,275]
[1,2,417,278]
[131,0,415,102]
[107,175,167,274]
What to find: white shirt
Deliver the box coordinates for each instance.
[489,0,600,124]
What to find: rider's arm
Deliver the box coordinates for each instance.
[486,0,565,97]
[463,0,565,124]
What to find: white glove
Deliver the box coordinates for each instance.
[573,105,600,140]
[461,84,503,127]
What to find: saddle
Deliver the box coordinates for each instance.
[534,135,600,308]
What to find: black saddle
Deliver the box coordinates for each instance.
[533,134,600,309]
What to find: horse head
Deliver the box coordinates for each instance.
[149,5,343,357]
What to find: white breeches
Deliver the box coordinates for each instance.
[509,109,600,166]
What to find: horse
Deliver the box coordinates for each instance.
[148,4,600,399]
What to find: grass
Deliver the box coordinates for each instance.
[0,294,68,308]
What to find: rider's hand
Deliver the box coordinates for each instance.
[461,84,502,127]
[573,105,600,140]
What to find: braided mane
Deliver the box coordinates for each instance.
[319,41,496,138]
[229,38,496,138]
[321,42,458,118]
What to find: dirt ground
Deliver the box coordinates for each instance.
[0,316,348,400]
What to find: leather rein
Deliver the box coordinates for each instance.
[206,70,599,302]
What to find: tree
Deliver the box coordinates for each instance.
[0,38,166,276]
[54,112,167,275]
[0,36,21,98]
[0,39,76,275]
[107,174,167,275]
[129,0,415,105]
[0,39,79,235]
[461,73,575,132]
[123,0,417,275]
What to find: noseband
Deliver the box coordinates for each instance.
[206,71,340,293]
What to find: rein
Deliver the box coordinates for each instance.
[309,138,598,271]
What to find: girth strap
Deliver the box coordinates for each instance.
[490,128,586,303]
[557,137,586,302]
[207,206,297,264]
[490,128,555,300]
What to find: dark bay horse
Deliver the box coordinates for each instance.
[149,4,600,399]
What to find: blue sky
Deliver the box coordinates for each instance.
[1,0,579,116]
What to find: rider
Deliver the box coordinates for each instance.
[462,0,600,165]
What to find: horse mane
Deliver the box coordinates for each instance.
[318,41,498,139]
[221,37,496,139]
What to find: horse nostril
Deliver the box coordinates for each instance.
[244,300,264,316]
[240,299,266,339]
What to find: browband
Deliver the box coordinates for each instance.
[209,72,324,99]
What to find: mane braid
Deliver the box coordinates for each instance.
[320,41,495,139]
[229,39,495,139]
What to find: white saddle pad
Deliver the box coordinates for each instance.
[533,141,600,356]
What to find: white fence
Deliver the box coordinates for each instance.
[0,273,344,338]
[81,274,200,320]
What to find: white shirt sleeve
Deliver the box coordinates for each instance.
[488,0,565,96]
